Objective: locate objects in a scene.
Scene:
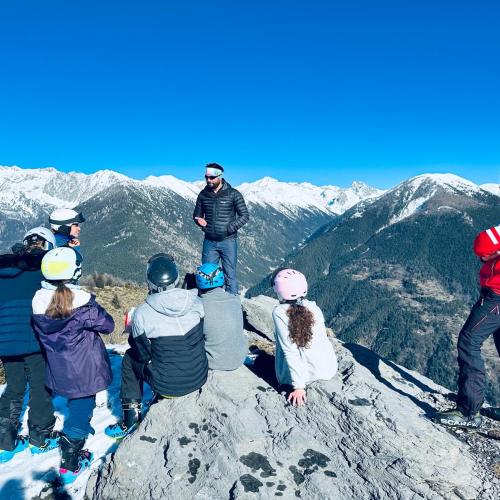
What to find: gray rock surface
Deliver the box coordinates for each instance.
[87,337,499,499]
[242,295,278,341]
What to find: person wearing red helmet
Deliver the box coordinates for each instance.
[435,225,500,428]
[271,268,337,407]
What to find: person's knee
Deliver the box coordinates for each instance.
[458,330,483,354]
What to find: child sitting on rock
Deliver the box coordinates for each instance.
[105,254,207,439]
[435,224,500,428]
[271,268,338,407]
[32,247,114,484]
[196,263,247,371]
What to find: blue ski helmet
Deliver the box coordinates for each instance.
[195,263,225,290]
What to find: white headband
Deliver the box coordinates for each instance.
[206,167,223,177]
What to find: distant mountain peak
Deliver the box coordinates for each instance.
[404,173,481,194]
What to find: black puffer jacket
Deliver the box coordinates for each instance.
[193,181,249,242]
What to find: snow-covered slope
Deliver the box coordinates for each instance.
[481,183,500,197]
[237,176,384,215]
[144,174,200,201]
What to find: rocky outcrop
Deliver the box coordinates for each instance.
[87,333,500,499]
[242,295,278,341]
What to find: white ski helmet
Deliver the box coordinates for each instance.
[49,208,85,232]
[41,247,82,281]
[23,227,56,251]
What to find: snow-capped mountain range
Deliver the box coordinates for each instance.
[0,166,129,208]
[0,164,385,285]
[1,165,498,286]
[0,165,384,215]
[237,177,383,215]
[2,165,496,219]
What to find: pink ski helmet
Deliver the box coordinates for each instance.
[272,268,308,301]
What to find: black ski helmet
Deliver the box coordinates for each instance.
[146,253,179,293]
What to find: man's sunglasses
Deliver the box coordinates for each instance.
[205,175,220,180]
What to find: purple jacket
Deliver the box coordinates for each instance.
[32,296,114,399]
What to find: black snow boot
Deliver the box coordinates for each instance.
[28,417,57,447]
[28,418,59,454]
[59,434,87,472]
[59,433,93,484]
[434,408,482,429]
[105,399,141,440]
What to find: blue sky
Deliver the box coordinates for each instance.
[0,1,499,188]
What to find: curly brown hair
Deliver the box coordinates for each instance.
[286,303,315,348]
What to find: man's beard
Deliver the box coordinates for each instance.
[207,180,222,190]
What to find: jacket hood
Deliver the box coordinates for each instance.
[32,295,96,334]
[145,288,199,317]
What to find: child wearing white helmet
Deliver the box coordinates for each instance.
[271,268,338,407]
[0,227,58,463]
[49,208,85,253]
[31,247,114,485]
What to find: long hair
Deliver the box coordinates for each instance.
[286,302,315,348]
[46,282,74,319]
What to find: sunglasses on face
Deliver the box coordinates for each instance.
[205,175,220,180]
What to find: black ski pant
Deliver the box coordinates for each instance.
[0,352,55,450]
[457,289,500,416]
[119,349,152,401]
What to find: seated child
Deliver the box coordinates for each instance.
[196,263,247,370]
[106,254,207,439]
[271,268,338,407]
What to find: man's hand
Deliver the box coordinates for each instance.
[288,389,307,407]
[195,217,207,227]
[68,238,81,247]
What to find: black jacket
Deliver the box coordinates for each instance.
[129,322,208,397]
[0,252,45,357]
[193,181,249,242]
[128,289,208,397]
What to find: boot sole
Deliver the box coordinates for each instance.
[435,417,482,429]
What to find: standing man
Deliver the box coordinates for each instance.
[434,224,500,428]
[193,163,249,295]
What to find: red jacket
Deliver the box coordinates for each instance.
[474,226,500,295]
[477,257,500,295]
